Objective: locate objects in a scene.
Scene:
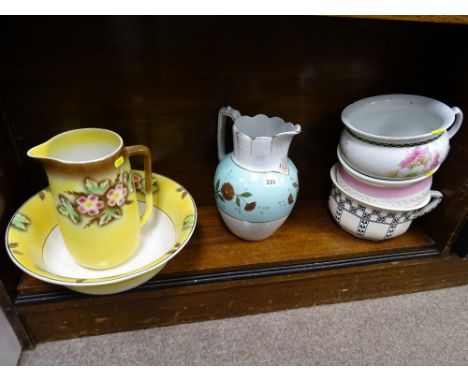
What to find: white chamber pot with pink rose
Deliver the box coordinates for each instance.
[339,94,463,180]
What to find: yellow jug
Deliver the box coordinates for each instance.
[28,128,153,269]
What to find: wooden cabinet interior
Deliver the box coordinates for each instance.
[0,16,467,345]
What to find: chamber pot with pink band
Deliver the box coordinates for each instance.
[335,160,433,209]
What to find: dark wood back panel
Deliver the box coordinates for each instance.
[0,16,467,250]
[0,17,466,202]
[0,97,27,298]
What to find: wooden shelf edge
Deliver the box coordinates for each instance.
[14,247,440,306]
[15,253,468,343]
[334,15,468,25]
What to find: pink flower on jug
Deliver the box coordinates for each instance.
[76,194,104,217]
[399,146,430,169]
[106,183,128,206]
[133,173,142,190]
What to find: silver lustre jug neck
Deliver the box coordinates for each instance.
[217,106,301,174]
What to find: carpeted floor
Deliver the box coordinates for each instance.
[19,285,468,365]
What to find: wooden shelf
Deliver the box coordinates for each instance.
[17,198,435,296]
[340,15,468,25]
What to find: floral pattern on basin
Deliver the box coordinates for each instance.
[11,213,31,231]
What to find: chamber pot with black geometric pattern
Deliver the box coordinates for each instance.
[328,164,443,241]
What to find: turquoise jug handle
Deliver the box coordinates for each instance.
[217,106,241,161]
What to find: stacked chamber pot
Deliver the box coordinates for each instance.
[329,94,463,241]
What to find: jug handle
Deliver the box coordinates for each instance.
[218,106,241,161]
[447,107,463,139]
[125,145,153,227]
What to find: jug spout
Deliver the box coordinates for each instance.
[232,113,301,174]
[27,128,125,166]
[270,125,302,173]
[27,141,51,161]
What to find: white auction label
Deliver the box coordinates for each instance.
[264,175,279,187]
